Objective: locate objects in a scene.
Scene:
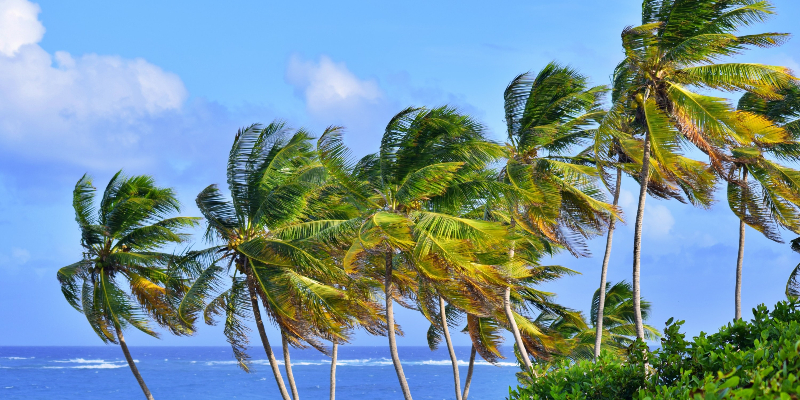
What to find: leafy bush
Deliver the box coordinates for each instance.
[509,301,800,400]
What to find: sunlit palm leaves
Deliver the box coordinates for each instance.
[502,62,617,257]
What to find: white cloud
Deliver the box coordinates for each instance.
[0,0,44,57]
[0,0,188,168]
[285,55,383,116]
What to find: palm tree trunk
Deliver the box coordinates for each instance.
[632,130,652,340]
[329,340,338,400]
[735,168,748,321]
[439,296,462,400]
[385,251,413,400]
[282,330,300,400]
[504,286,533,371]
[462,345,476,400]
[247,279,292,400]
[114,323,155,400]
[735,218,746,320]
[594,167,622,360]
[504,223,533,371]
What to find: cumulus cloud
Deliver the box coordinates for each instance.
[286,55,383,116]
[0,0,44,57]
[0,0,188,168]
[285,54,395,155]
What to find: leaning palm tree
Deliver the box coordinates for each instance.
[499,62,618,369]
[178,122,374,400]
[600,0,796,339]
[315,107,506,400]
[727,86,800,319]
[57,172,199,400]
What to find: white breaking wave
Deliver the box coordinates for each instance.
[45,358,130,369]
[2,357,30,360]
[44,363,125,369]
[198,358,513,368]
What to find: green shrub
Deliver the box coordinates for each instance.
[509,301,800,400]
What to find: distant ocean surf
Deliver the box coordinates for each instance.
[0,346,519,399]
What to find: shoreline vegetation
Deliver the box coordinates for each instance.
[54,0,800,399]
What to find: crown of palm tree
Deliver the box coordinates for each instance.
[501,62,619,257]
[179,122,380,370]
[58,172,199,342]
[601,0,795,177]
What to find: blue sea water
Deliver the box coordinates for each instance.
[0,346,520,399]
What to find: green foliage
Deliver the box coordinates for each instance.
[58,172,199,342]
[509,301,800,400]
[508,343,649,400]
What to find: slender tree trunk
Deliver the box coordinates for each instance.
[329,340,338,400]
[735,169,748,321]
[503,228,533,372]
[594,167,622,360]
[114,324,155,400]
[632,130,652,340]
[385,251,413,400]
[282,330,300,400]
[462,345,476,400]
[247,279,292,400]
[504,286,533,371]
[439,296,462,400]
[735,219,746,320]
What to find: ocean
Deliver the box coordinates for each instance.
[0,346,521,399]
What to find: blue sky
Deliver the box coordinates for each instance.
[1,0,799,349]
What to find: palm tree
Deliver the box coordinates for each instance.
[316,106,506,400]
[535,281,659,360]
[601,0,795,338]
[728,86,800,319]
[589,131,717,359]
[499,62,618,369]
[788,238,800,300]
[178,122,376,400]
[57,172,199,400]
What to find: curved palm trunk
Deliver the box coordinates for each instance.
[438,296,462,400]
[735,168,748,321]
[503,286,533,371]
[247,280,292,400]
[114,324,155,400]
[282,330,300,400]
[594,167,622,360]
[503,228,533,371]
[329,340,338,400]
[385,251,413,400]
[462,345,476,400]
[632,130,652,340]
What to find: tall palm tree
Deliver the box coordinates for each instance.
[178,122,377,400]
[728,86,800,319]
[601,0,795,338]
[316,106,506,400]
[589,132,716,359]
[57,172,199,400]
[500,62,618,369]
